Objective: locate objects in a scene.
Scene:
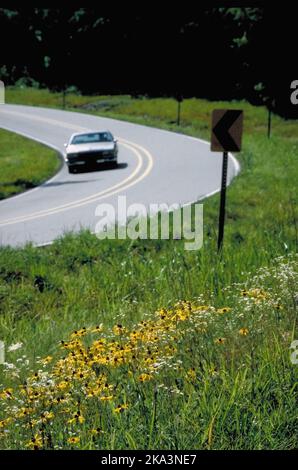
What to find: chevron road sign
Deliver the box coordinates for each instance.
[211,109,243,152]
[210,109,243,251]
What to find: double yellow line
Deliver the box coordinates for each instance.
[0,109,154,227]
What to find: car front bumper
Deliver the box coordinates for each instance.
[65,151,117,167]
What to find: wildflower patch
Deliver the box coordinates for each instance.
[0,255,297,449]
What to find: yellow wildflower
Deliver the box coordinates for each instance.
[68,411,85,425]
[56,381,69,391]
[241,288,267,300]
[26,433,43,450]
[0,417,12,428]
[0,388,13,400]
[216,307,231,314]
[27,419,40,428]
[61,339,84,351]
[41,411,54,422]
[239,328,249,336]
[67,436,80,445]
[113,324,126,335]
[100,395,113,401]
[157,308,168,319]
[138,373,153,382]
[113,403,129,413]
[215,337,226,345]
[40,356,53,365]
[91,324,103,333]
[90,428,104,435]
[17,407,33,418]
[70,327,87,339]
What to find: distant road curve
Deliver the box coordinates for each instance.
[0,104,239,247]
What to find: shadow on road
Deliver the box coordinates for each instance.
[41,163,128,187]
[71,162,128,174]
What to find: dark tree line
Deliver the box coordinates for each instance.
[0,6,297,117]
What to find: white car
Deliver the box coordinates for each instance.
[64,131,118,173]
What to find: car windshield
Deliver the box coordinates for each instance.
[71,132,113,145]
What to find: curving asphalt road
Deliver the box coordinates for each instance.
[0,104,239,247]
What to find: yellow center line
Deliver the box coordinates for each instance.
[0,109,154,226]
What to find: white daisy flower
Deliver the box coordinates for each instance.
[7,342,23,352]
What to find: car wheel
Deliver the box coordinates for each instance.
[68,167,77,174]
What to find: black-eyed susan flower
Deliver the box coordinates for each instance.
[90,427,104,436]
[67,436,80,445]
[157,307,168,319]
[40,355,53,365]
[27,418,40,428]
[70,327,87,339]
[113,403,129,414]
[56,380,69,391]
[17,407,33,418]
[215,337,226,345]
[0,417,12,428]
[40,411,54,422]
[138,373,153,382]
[68,410,85,425]
[0,388,13,400]
[91,324,103,333]
[241,288,268,301]
[216,307,231,314]
[113,324,126,335]
[26,433,43,450]
[239,328,249,336]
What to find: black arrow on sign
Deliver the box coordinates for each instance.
[213,110,242,151]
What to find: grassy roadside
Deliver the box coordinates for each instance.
[0,87,297,450]
[0,128,60,200]
[6,85,298,141]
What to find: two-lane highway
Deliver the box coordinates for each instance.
[0,105,239,247]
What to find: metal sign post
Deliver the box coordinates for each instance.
[177,100,181,126]
[211,109,243,252]
[176,94,183,126]
[0,80,4,105]
[267,108,272,138]
[62,88,66,109]
[217,151,228,251]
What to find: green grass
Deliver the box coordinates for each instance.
[0,86,297,450]
[6,85,298,141]
[0,128,60,199]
